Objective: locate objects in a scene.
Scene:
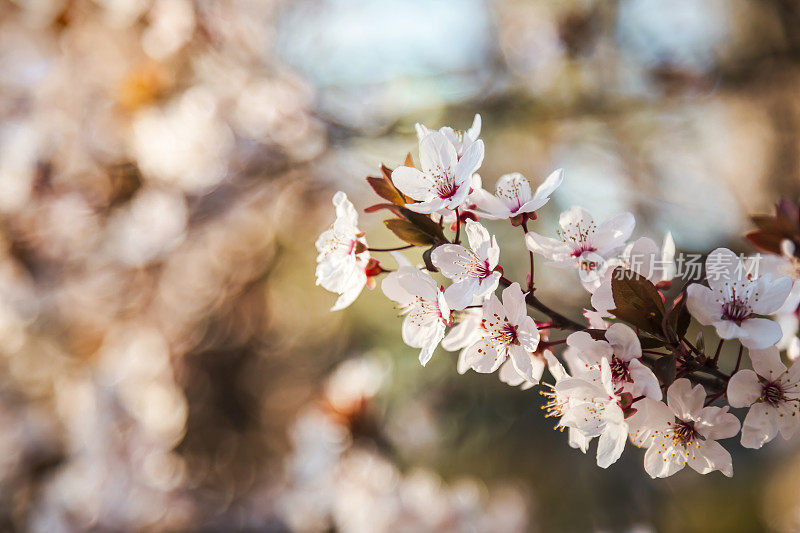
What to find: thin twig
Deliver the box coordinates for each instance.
[368,244,415,252]
[521,218,535,291]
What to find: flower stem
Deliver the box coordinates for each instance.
[367,244,415,252]
[453,208,461,244]
[712,339,724,366]
[733,345,744,373]
[521,217,535,292]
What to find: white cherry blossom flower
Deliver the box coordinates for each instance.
[525,206,635,292]
[590,234,676,319]
[382,266,452,366]
[565,323,662,401]
[727,346,800,449]
[540,353,593,453]
[550,359,630,468]
[446,306,548,389]
[686,248,793,349]
[760,240,800,352]
[472,169,563,220]
[415,114,481,159]
[442,307,483,374]
[315,191,371,311]
[431,220,501,310]
[630,379,740,478]
[391,131,484,214]
[462,283,540,382]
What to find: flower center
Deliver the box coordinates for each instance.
[496,322,520,346]
[721,297,750,325]
[434,172,458,200]
[670,420,699,446]
[610,356,633,384]
[570,245,597,258]
[762,382,785,406]
[475,260,492,280]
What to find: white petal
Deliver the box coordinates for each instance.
[525,232,570,261]
[499,358,526,386]
[390,166,430,201]
[686,284,721,326]
[419,131,457,174]
[751,275,793,315]
[494,173,532,211]
[740,318,783,349]
[464,220,491,258]
[463,338,504,373]
[704,248,742,294]
[748,346,786,379]
[444,280,478,311]
[726,370,762,408]
[605,323,641,361]
[592,212,635,256]
[568,427,592,452]
[628,359,662,400]
[516,316,540,352]
[431,244,470,280]
[644,442,685,478]
[740,403,778,449]
[501,283,528,325]
[471,188,512,219]
[544,351,568,381]
[559,205,594,230]
[509,346,534,382]
[666,378,705,420]
[689,439,733,477]
[454,139,484,182]
[442,313,480,351]
[778,403,800,440]
[331,274,366,311]
[381,268,414,306]
[696,406,741,441]
[590,279,615,315]
[596,421,628,468]
[532,168,564,201]
[467,113,481,139]
[404,198,447,214]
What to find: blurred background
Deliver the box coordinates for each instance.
[1,0,800,531]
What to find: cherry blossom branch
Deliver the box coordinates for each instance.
[498,275,584,331]
[367,244,415,252]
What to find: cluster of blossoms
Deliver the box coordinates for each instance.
[315,114,800,478]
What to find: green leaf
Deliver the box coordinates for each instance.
[383,219,435,246]
[610,267,666,336]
